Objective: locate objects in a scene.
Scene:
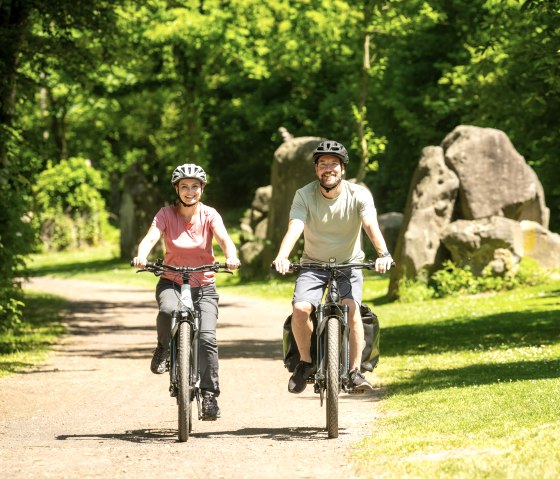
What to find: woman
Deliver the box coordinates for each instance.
[132,163,240,420]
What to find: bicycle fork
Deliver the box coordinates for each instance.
[169,309,201,410]
[315,303,349,396]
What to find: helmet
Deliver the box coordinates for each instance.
[312,140,349,165]
[171,163,207,186]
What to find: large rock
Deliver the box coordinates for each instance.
[520,220,560,269]
[442,126,549,227]
[378,212,403,256]
[441,216,524,275]
[389,146,459,296]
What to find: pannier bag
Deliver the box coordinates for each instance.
[282,303,380,373]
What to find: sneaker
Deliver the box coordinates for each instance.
[348,368,373,392]
[150,345,169,374]
[288,361,316,394]
[201,392,221,421]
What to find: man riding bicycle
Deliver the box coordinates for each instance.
[273,140,393,394]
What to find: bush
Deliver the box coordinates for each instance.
[34,158,112,251]
[398,258,549,302]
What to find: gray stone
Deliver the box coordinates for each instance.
[389,146,459,296]
[442,125,549,227]
[520,220,560,269]
[441,216,523,275]
[378,212,402,256]
[252,185,272,213]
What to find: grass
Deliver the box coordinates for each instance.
[11,244,560,477]
[355,280,560,478]
[0,292,67,377]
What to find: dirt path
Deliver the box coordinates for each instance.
[1,277,381,478]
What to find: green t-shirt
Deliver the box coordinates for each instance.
[289,180,376,263]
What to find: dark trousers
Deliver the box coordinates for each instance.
[155,279,220,396]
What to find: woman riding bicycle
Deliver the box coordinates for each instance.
[132,163,240,420]
[273,140,393,394]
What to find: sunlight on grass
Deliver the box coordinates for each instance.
[355,278,560,478]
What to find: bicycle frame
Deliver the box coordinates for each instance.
[169,277,201,413]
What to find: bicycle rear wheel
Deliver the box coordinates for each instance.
[326,315,340,439]
[177,320,193,442]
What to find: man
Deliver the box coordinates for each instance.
[273,140,393,394]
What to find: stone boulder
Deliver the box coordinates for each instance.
[520,220,560,269]
[441,216,524,275]
[238,185,271,277]
[389,146,459,296]
[442,125,549,227]
[378,212,403,256]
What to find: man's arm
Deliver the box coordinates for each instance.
[273,218,305,274]
[362,212,393,273]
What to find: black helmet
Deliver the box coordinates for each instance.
[312,140,349,165]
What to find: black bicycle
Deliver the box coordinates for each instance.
[132,259,233,442]
[283,259,392,439]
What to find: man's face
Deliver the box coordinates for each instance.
[315,155,344,189]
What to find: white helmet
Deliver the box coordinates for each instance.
[171,163,207,186]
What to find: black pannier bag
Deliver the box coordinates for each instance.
[282,303,380,373]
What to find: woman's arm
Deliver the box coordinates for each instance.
[132,225,162,267]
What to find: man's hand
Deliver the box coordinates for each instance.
[273,257,291,275]
[374,255,393,274]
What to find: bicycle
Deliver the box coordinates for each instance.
[132,259,234,442]
[281,259,393,439]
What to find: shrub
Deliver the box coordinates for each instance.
[397,258,549,302]
[34,158,112,251]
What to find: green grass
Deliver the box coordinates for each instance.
[355,280,560,478]
[14,246,560,477]
[0,292,67,377]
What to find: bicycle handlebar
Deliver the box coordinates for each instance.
[130,259,235,276]
[271,260,396,274]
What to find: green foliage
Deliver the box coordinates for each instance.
[399,258,549,301]
[34,157,112,251]
[0,127,38,328]
[0,292,66,375]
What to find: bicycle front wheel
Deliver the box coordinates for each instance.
[326,315,340,439]
[177,320,193,442]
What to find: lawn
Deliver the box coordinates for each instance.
[12,245,560,477]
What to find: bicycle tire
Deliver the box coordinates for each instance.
[177,320,193,442]
[326,315,340,439]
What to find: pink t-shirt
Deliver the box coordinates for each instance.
[152,203,223,286]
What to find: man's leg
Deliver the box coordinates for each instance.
[341,270,372,391]
[344,299,363,371]
[292,301,314,363]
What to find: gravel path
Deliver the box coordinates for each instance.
[1,277,381,478]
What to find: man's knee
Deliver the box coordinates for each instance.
[292,301,313,321]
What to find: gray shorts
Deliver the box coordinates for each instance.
[292,267,363,309]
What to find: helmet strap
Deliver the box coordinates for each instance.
[319,178,342,193]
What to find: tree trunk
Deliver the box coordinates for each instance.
[0,0,30,166]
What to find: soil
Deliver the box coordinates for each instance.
[1,277,382,478]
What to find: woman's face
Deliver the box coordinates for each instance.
[176,178,204,206]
